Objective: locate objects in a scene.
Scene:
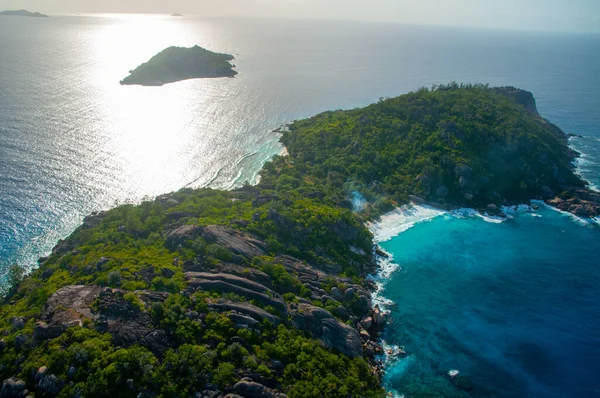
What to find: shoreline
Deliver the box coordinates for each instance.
[366,197,599,397]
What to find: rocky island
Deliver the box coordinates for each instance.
[0,85,597,398]
[120,45,237,86]
[0,10,49,17]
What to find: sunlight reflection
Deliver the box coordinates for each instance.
[87,15,218,197]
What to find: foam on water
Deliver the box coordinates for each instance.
[368,204,446,242]
[372,202,600,398]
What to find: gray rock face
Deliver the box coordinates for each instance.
[372,305,388,330]
[201,225,266,259]
[331,287,342,301]
[37,374,63,395]
[34,321,64,342]
[233,379,288,398]
[228,313,259,328]
[82,211,108,229]
[0,377,27,398]
[208,302,280,325]
[360,317,373,330]
[291,304,363,358]
[166,225,203,248]
[344,288,355,301]
[186,273,286,314]
[42,285,105,329]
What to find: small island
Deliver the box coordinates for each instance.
[120,45,237,86]
[0,9,49,17]
[171,13,184,17]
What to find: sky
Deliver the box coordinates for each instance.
[1,0,599,33]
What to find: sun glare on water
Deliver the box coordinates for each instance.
[84,14,227,199]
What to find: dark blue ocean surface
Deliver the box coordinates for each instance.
[375,207,600,397]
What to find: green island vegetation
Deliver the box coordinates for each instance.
[0,85,595,398]
[120,46,237,86]
[0,10,49,17]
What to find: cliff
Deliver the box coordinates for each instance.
[120,46,237,86]
[0,85,596,398]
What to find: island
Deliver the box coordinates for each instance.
[120,45,237,86]
[0,85,597,398]
[171,13,184,17]
[0,9,48,17]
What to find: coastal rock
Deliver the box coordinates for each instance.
[372,305,388,330]
[360,317,373,330]
[359,329,371,340]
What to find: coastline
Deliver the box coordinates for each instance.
[366,195,599,397]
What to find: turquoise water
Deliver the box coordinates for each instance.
[375,206,600,397]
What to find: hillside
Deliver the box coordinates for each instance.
[0,85,595,398]
[271,84,591,216]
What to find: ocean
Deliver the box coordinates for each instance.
[1,15,599,397]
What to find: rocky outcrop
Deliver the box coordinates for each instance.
[41,285,105,330]
[232,379,288,398]
[493,86,539,115]
[202,226,267,259]
[290,304,363,358]
[0,377,28,398]
[547,188,600,218]
[185,272,286,314]
[166,225,204,248]
[208,302,280,325]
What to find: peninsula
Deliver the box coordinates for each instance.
[120,45,237,86]
[0,10,49,17]
[0,85,596,398]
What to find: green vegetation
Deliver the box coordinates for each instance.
[120,45,237,86]
[263,83,582,216]
[0,85,580,397]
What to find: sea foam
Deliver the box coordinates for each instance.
[368,204,446,242]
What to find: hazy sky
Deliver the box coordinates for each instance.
[1,0,599,33]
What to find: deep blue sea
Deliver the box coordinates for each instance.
[1,15,599,397]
